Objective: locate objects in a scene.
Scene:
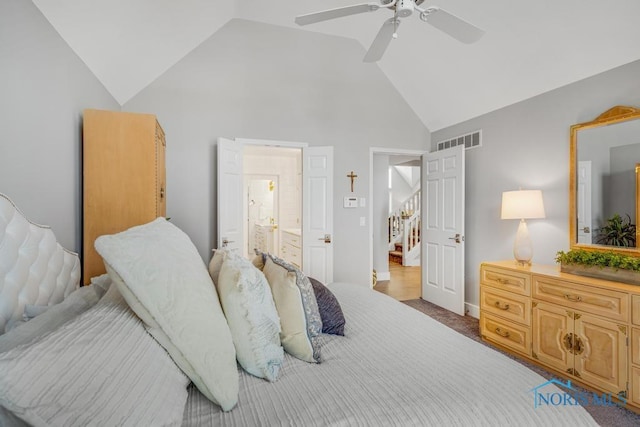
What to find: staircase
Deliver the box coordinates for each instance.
[388,190,421,266]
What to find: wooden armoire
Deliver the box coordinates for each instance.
[82,109,166,284]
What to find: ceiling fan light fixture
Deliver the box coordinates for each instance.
[396,0,415,18]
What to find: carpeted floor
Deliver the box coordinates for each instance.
[402,298,640,427]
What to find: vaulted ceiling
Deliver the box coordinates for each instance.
[32,0,640,131]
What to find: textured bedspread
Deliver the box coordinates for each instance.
[183,282,598,426]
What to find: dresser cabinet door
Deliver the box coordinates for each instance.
[532,302,573,374]
[574,314,627,395]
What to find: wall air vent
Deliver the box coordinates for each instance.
[436,130,482,151]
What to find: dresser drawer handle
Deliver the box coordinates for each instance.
[496,278,509,284]
[564,294,582,302]
[494,327,510,338]
[494,301,510,310]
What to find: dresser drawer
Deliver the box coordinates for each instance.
[481,265,531,296]
[282,231,301,248]
[480,286,531,326]
[480,313,531,356]
[281,243,301,269]
[633,295,640,326]
[532,275,628,322]
[287,244,301,268]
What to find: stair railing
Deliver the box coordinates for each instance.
[402,212,421,266]
[388,189,421,243]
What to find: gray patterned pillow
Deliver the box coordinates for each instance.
[263,254,322,363]
[309,277,345,336]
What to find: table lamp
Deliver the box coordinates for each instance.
[501,189,546,265]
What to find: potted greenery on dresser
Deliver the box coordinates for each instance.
[556,249,640,286]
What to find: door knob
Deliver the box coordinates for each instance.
[317,234,331,243]
[448,233,462,244]
[582,226,590,233]
[222,239,235,248]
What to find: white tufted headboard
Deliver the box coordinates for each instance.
[0,193,81,334]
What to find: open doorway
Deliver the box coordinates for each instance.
[242,145,301,264]
[218,138,334,283]
[370,150,424,301]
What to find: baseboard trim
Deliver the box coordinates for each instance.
[376,271,390,281]
[465,303,479,319]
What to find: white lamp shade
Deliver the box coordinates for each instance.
[501,190,546,220]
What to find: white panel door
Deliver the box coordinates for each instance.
[303,146,333,283]
[422,145,465,315]
[577,161,593,244]
[217,137,243,252]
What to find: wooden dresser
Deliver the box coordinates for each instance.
[82,109,166,284]
[480,260,640,408]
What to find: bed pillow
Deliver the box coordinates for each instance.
[22,304,49,321]
[0,284,189,427]
[217,255,284,381]
[0,285,100,353]
[252,249,266,270]
[90,273,113,299]
[309,277,346,336]
[95,218,238,411]
[208,248,228,285]
[262,256,322,363]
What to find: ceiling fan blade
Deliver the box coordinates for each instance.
[363,18,400,63]
[422,7,484,44]
[295,3,380,26]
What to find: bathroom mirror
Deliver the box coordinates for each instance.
[570,105,640,254]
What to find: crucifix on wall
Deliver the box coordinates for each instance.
[347,171,358,192]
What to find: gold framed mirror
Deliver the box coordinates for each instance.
[570,105,640,255]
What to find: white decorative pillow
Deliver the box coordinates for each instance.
[217,254,283,381]
[0,284,189,427]
[22,304,49,320]
[208,248,228,285]
[262,256,322,363]
[0,285,99,353]
[95,218,239,411]
[90,273,113,299]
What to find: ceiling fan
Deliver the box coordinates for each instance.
[295,0,484,62]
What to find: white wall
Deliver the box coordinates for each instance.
[0,0,119,252]
[372,155,390,278]
[390,166,420,212]
[123,19,430,284]
[431,59,640,309]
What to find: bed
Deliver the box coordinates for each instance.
[0,193,598,426]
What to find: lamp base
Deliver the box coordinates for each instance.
[513,219,533,265]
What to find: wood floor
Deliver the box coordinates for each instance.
[374,261,421,301]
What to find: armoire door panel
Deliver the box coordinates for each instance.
[83,109,165,284]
